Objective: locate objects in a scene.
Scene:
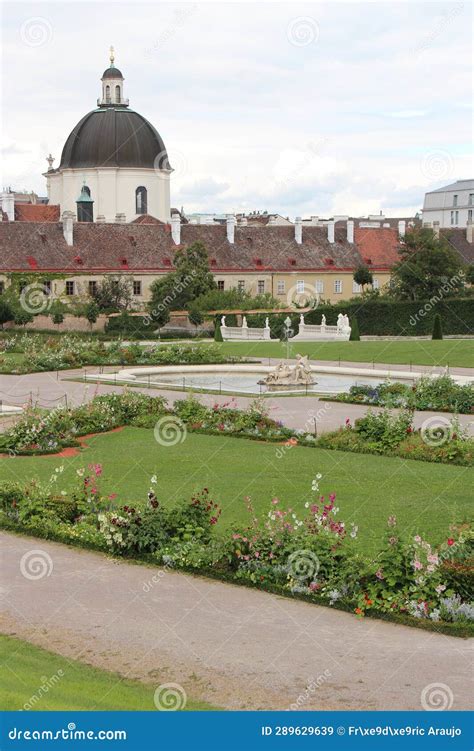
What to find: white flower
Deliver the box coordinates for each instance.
[150,474,158,485]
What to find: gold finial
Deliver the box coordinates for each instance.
[109,45,115,66]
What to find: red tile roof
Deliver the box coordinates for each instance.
[14,204,60,222]
[0,222,365,273]
[354,226,400,268]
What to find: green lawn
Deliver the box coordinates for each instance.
[0,352,25,372]
[3,428,472,555]
[217,339,474,368]
[0,635,215,711]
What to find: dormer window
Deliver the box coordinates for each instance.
[163,258,171,267]
[288,258,296,266]
[325,257,334,265]
[254,257,262,266]
[120,257,128,267]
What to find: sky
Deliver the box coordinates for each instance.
[1,1,472,219]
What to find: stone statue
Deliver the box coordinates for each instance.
[221,316,226,326]
[321,314,326,327]
[265,317,270,329]
[242,316,248,328]
[299,314,305,325]
[337,313,344,331]
[260,355,314,387]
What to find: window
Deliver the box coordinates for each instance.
[315,280,324,293]
[65,281,75,296]
[352,281,362,294]
[373,278,380,290]
[135,186,147,215]
[451,211,459,226]
[334,280,342,294]
[468,209,473,222]
[43,280,52,295]
[133,280,142,296]
[105,85,111,103]
[296,280,305,294]
[217,280,225,291]
[277,280,285,294]
[469,194,474,206]
[238,280,245,291]
[88,280,97,296]
[257,280,265,294]
[115,85,121,103]
[453,194,458,207]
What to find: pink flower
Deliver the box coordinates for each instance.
[427,554,438,565]
[414,535,422,543]
[271,498,279,505]
[375,568,385,580]
[254,551,260,558]
[413,560,423,570]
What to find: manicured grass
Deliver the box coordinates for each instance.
[0,635,215,711]
[216,340,474,368]
[0,352,25,372]
[3,428,472,555]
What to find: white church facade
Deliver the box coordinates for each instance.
[44,49,172,224]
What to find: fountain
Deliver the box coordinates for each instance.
[258,354,315,390]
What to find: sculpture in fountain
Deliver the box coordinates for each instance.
[259,354,315,388]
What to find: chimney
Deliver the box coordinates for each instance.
[1,190,15,222]
[398,220,406,237]
[62,211,74,246]
[327,219,335,244]
[294,216,302,244]
[115,213,126,223]
[467,221,473,244]
[433,221,440,239]
[171,213,181,245]
[347,219,354,243]
[226,214,235,244]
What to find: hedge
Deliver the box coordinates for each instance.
[242,298,474,337]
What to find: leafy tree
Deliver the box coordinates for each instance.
[188,306,203,331]
[52,312,64,326]
[349,317,360,341]
[390,228,464,301]
[85,301,100,329]
[432,313,443,340]
[148,242,216,317]
[92,276,132,312]
[194,288,280,312]
[0,299,14,328]
[465,265,474,285]
[13,309,33,327]
[214,317,223,342]
[353,265,373,289]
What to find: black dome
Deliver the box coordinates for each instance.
[102,66,123,79]
[59,108,171,170]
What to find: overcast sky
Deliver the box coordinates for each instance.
[2,1,472,218]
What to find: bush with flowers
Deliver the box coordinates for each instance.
[0,466,472,633]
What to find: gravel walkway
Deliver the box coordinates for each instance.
[1,532,471,711]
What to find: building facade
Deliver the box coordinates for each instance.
[422,179,474,228]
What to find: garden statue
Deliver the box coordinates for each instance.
[260,355,314,388]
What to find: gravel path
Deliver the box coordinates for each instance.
[1,532,471,711]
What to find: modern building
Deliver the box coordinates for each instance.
[44,50,172,224]
[422,179,474,228]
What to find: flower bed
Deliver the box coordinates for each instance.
[0,334,240,374]
[331,375,474,414]
[313,409,474,466]
[1,469,472,636]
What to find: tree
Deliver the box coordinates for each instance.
[0,299,14,328]
[148,241,216,317]
[13,309,33,327]
[432,313,443,340]
[92,276,132,312]
[188,306,203,331]
[214,317,223,342]
[52,312,64,326]
[85,301,99,330]
[349,317,360,341]
[465,265,474,286]
[390,228,464,301]
[353,265,373,289]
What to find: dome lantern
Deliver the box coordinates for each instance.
[98,47,129,107]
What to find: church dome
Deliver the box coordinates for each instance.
[59,107,171,170]
[102,66,123,79]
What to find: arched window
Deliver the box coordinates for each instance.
[105,85,111,103]
[115,85,121,103]
[135,186,147,215]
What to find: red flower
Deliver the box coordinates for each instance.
[447,538,455,546]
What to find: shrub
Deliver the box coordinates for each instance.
[432,313,443,340]
[349,317,360,341]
